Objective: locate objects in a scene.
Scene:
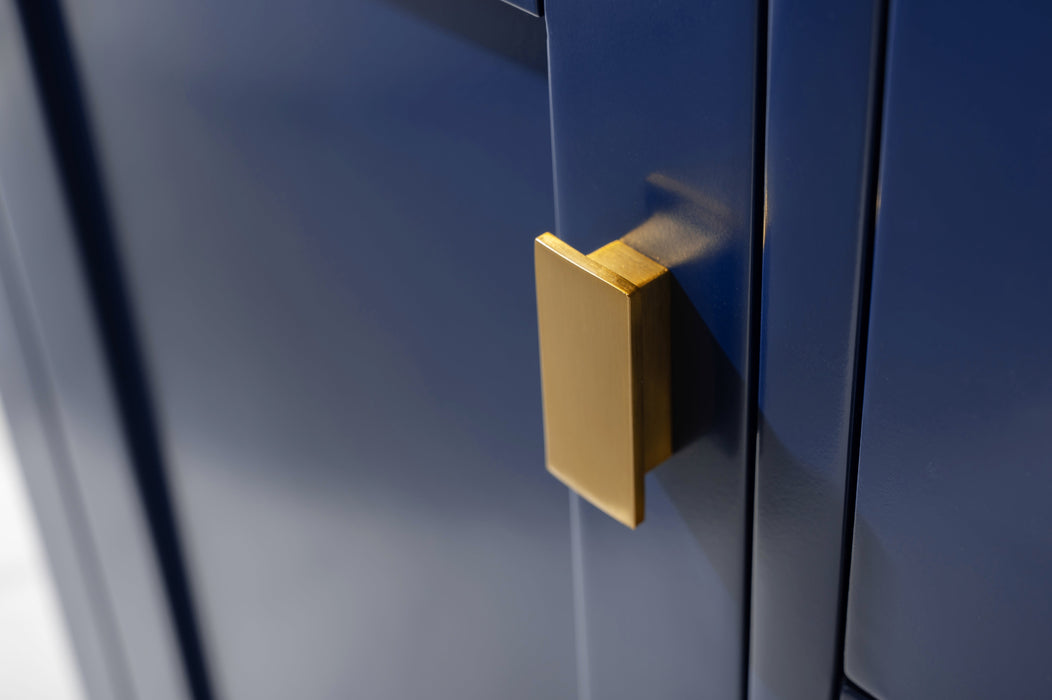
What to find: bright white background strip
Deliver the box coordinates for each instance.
[0,398,83,700]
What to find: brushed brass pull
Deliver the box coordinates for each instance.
[534,233,671,528]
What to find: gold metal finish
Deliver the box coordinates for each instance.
[534,233,671,528]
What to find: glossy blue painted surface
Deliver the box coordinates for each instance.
[547,0,764,696]
[50,1,573,699]
[751,2,884,699]
[845,1,1052,697]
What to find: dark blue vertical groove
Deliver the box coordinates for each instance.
[833,0,890,691]
[11,3,215,700]
[743,0,769,698]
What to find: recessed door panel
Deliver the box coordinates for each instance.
[51,1,573,699]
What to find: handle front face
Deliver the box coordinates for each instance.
[534,233,671,528]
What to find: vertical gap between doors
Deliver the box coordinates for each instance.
[832,0,892,692]
[742,0,770,697]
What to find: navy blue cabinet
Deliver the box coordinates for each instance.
[2,1,1051,699]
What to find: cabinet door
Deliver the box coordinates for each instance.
[845,1,1052,697]
[0,0,769,698]
[14,2,574,699]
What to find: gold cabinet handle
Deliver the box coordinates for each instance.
[534,233,671,528]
